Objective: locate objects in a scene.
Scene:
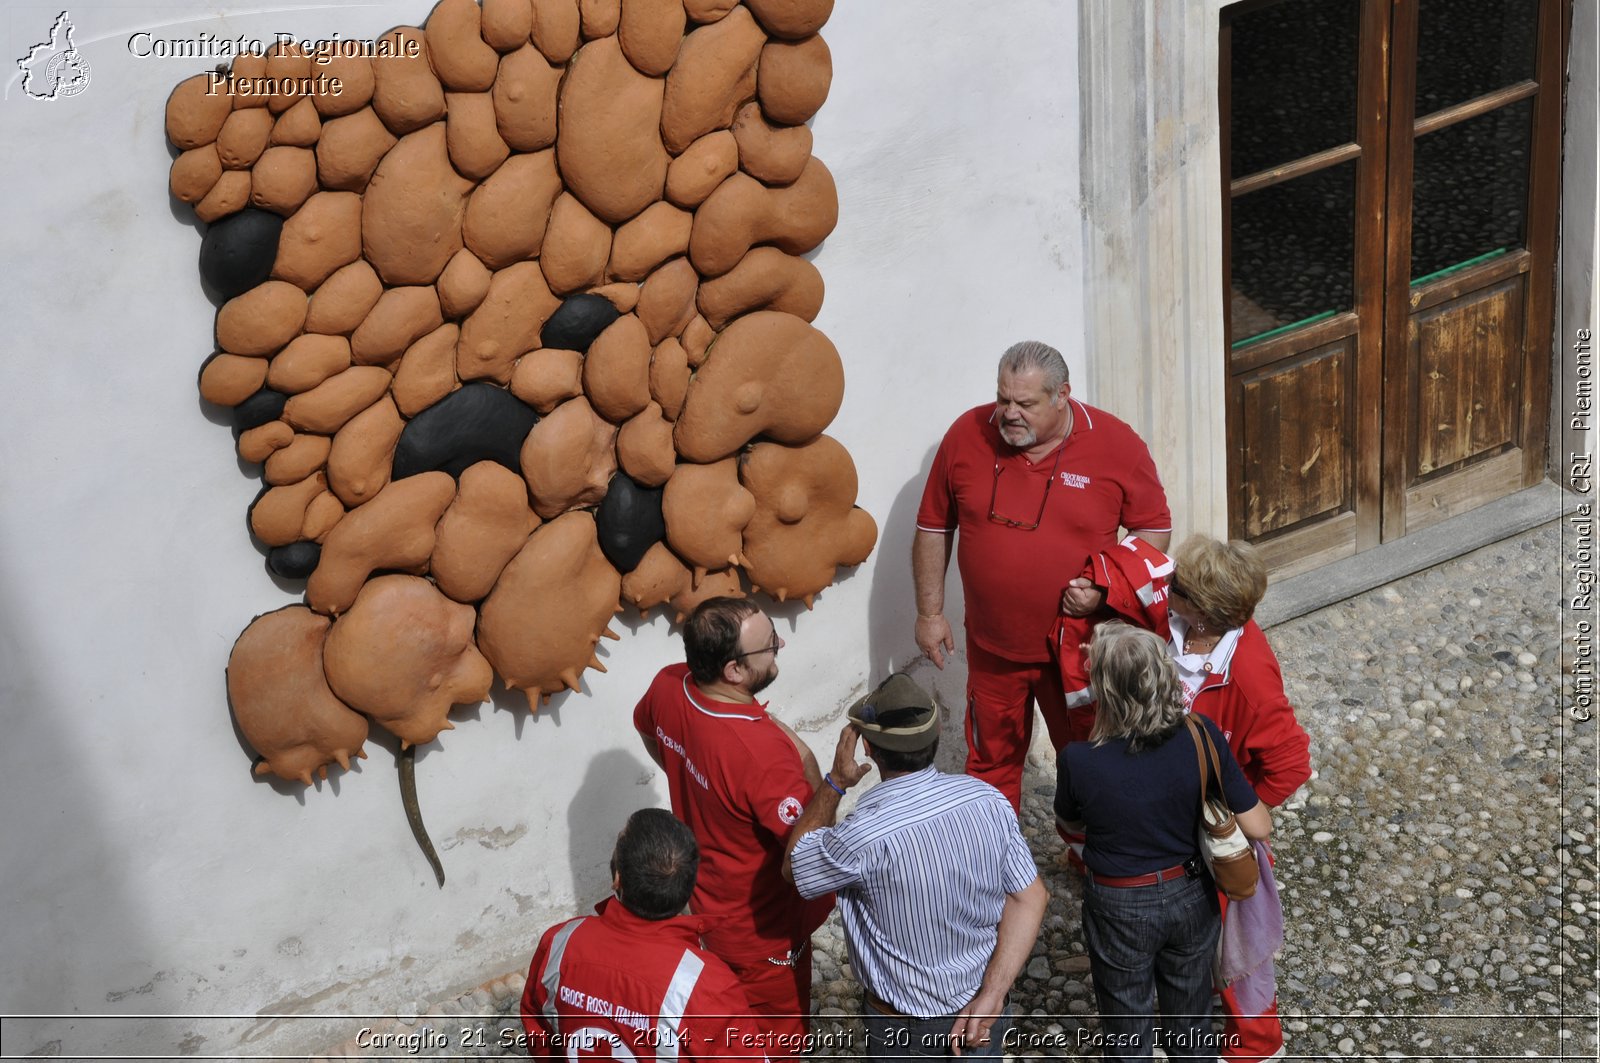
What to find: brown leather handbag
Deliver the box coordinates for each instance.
[1186,716,1259,901]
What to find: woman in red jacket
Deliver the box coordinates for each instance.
[1161,537,1311,807]
[1159,535,1310,1062]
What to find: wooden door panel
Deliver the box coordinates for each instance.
[1404,448,1526,535]
[1408,275,1525,478]
[1235,338,1356,538]
[1252,510,1359,579]
[1221,0,1560,573]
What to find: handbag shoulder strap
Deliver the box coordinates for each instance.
[1184,715,1211,800]
[1193,717,1234,811]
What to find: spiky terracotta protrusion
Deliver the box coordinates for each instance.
[477,512,622,708]
[228,605,369,784]
[738,435,877,606]
[322,574,493,746]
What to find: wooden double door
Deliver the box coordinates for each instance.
[1221,0,1567,576]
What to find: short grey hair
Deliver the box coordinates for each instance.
[998,340,1069,394]
[1087,622,1186,753]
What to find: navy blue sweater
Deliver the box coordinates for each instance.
[1055,714,1260,878]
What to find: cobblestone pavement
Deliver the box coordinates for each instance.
[318,521,1597,1061]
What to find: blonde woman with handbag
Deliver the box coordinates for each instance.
[1055,623,1269,1062]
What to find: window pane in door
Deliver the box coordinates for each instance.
[1228,0,1360,179]
[1230,159,1356,343]
[1410,99,1532,283]
[1415,0,1538,116]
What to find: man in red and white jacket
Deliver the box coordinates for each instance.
[520,809,772,1062]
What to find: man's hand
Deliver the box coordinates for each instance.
[1060,577,1106,618]
[830,724,873,789]
[948,992,1006,1057]
[914,613,956,670]
[783,724,873,883]
[948,876,1047,1055]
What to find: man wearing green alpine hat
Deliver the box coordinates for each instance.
[782,674,1047,1060]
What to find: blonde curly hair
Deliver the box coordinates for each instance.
[1172,535,1268,632]
[1088,622,1186,753]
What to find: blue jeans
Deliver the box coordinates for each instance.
[1081,872,1222,1062]
[862,999,1012,1060]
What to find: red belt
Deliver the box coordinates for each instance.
[1087,863,1189,888]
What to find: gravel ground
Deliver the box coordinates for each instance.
[317,520,1597,1061]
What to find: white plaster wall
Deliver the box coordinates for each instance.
[0,1,1082,1056]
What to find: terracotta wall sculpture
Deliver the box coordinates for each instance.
[169,0,873,813]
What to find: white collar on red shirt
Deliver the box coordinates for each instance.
[681,674,767,721]
[1069,398,1094,432]
[1167,613,1242,705]
[1045,399,1092,455]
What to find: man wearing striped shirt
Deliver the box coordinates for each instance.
[783,675,1049,1059]
[519,809,770,1061]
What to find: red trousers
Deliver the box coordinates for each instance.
[962,640,1079,813]
[1216,886,1285,1060]
[727,948,812,1062]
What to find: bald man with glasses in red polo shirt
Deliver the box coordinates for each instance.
[912,340,1171,814]
[634,597,833,1061]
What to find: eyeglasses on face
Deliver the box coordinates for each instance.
[730,634,782,660]
[1168,575,1189,600]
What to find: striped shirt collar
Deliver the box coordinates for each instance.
[855,764,939,807]
[680,674,767,722]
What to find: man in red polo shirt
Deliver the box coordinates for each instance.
[634,597,831,1060]
[913,340,1171,812]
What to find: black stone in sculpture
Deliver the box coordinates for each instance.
[267,541,321,580]
[234,388,288,432]
[540,294,621,353]
[199,209,284,299]
[391,382,540,479]
[596,473,665,574]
